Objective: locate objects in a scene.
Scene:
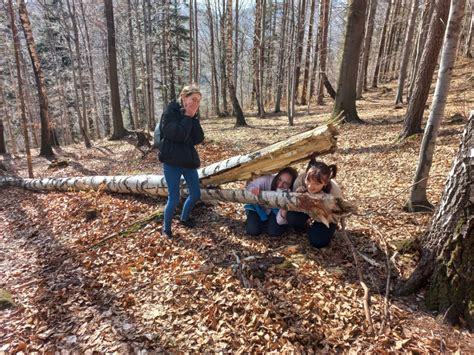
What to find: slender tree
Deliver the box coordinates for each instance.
[18,0,54,157]
[394,0,420,105]
[7,0,33,177]
[372,0,392,88]
[274,0,289,113]
[316,0,330,105]
[356,0,378,98]
[399,0,450,139]
[406,0,466,211]
[127,0,140,130]
[332,0,367,123]
[225,0,246,126]
[104,0,128,140]
[300,0,316,105]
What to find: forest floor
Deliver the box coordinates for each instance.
[0,58,473,352]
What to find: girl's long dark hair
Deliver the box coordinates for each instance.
[305,156,337,193]
[271,167,298,191]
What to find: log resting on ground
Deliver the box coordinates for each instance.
[198,124,338,186]
[0,175,351,225]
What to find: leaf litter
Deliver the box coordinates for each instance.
[0,59,473,352]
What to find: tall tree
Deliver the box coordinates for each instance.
[332,0,367,123]
[406,0,466,212]
[252,0,265,117]
[372,0,392,88]
[394,0,420,105]
[464,8,473,57]
[126,0,140,130]
[274,0,289,113]
[316,0,330,105]
[399,0,450,139]
[65,0,92,148]
[205,0,221,116]
[300,0,316,105]
[7,0,33,177]
[396,112,473,330]
[225,0,246,126]
[18,0,54,157]
[104,0,128,140]
[356,0,378,99]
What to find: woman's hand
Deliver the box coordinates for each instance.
[250,187,260,196]
[184,101,200,117]
[280,209,287,218]
[296,186,307,193]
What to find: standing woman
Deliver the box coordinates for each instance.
[159,85,204,239]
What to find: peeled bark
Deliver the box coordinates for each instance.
[396,112,473,330]
[0,176,349,226]
[199,124,337,186]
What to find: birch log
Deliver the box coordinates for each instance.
[0,175,351,225]
[198,124,338,185]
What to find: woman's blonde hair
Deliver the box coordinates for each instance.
[180,84,201,98]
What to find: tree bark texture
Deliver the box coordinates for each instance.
[104,0,128,140]
[394,0,420,105]
[317,0,330,105]
[356,0,378,98]
[397,112,473,330]
[332,0,367,123]
[0,176,349,226]
[400,0,450,139]
[372,0,392,88]
[18,0,54,157]
[8,0,33,177]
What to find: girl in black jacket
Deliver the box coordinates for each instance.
[159,85,204,239]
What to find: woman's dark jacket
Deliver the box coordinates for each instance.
[158,100,205,169]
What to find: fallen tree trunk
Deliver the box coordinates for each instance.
[198,124,338,186]
[0,175,351,225]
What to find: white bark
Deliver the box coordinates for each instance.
[198,124,337,185]
[0,175,350,225]
[407,0,467,211]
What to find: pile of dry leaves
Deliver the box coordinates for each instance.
[0,59,472,352]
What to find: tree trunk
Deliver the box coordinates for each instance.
[399,0,450,139]
[219,2,229,115]
[316,0,330,105]
[406,0,466,212]
[127,0,140,130]
[274,0,289,113]
[356,0,378,99]
[332,0,367,123]
[194,0,199,83]
[79,1,102,139]
[300,0,316,106]
[7,0,33,177]
[395,0,420,105]
[408,0,435,100]
[0,86,18,155]
[226,0,246,126]
[206,0,221,116]
[287,0,297,125]
[64,0,92,148]
[464,10,473,57]
[372,0,392,88]
[253,0,265,117]
[0,117,6,154]
[18,0,54,157]
[380,0,402,83]
[293,0,307,104]
[104,0,128,140]
[1,175,348,226]
[396,111,473,330]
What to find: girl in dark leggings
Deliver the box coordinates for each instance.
[284,159,343,248]
[244,167,298,237]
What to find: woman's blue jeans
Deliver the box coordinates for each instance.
[163,163,201,233]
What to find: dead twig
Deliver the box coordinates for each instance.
[341,218,374,335]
